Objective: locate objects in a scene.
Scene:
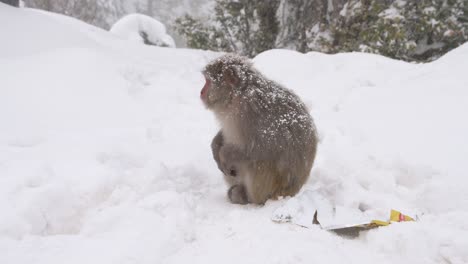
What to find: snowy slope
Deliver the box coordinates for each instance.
[1,3,468,264]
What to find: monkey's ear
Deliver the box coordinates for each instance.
[223,68,240,86]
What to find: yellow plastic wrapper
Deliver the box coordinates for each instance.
[322,210,415,236]
[390,209,415,222]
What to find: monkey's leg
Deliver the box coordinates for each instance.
[228,184,248,204]
[244,162,279,204]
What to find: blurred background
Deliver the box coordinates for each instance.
[3,0,468,62]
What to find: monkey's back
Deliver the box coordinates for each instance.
[239,75,317,201]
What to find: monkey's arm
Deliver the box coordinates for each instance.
[219,144,249,163]
[212,132,245,177]
[211,130,224,172]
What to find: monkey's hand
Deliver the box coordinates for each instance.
[219,144,247,177]
[211,130,224,173]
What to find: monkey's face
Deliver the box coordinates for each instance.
[201,54,252,111]
[200,74,233,110]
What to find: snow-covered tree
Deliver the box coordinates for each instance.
[177,0,468,61]
[23,0,124,29]
[23,0,468,61]
[1,0,19,7]
[324,0,468,61]
[175,0,280,57]
[275,0,347,52]
[174,14,230,51]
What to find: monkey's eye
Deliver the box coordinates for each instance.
[203,74,215,83]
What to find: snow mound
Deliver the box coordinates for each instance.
[0,3,113,58]
[110,13,176,48]
[1,4,468,264]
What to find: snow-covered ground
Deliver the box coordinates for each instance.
[1,3,468,263]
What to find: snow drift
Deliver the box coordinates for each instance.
[1,3,468,264]
[110,14,176,48]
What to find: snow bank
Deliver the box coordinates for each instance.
[1,3,468,264]
[0,5,102,58]
[110,14,176,48]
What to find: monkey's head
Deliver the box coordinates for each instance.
[200,54,252,110]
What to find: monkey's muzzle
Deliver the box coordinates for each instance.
[200,78,211,100]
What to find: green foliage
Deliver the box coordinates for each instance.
[325,0,468,61]
[402,0,467,61]
[175,14,231,51]
[175,0,468,62]
[255,1,280,54]
[332,1,413,59]
[175,0,279,57]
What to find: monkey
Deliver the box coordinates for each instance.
[200,54,317,205]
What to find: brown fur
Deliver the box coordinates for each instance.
[201,54,317,204]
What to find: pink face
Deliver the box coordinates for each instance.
[200,76,211,102]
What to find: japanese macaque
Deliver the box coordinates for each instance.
[201,54,317,204]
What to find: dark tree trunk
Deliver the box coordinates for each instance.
[1,0,19,7]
